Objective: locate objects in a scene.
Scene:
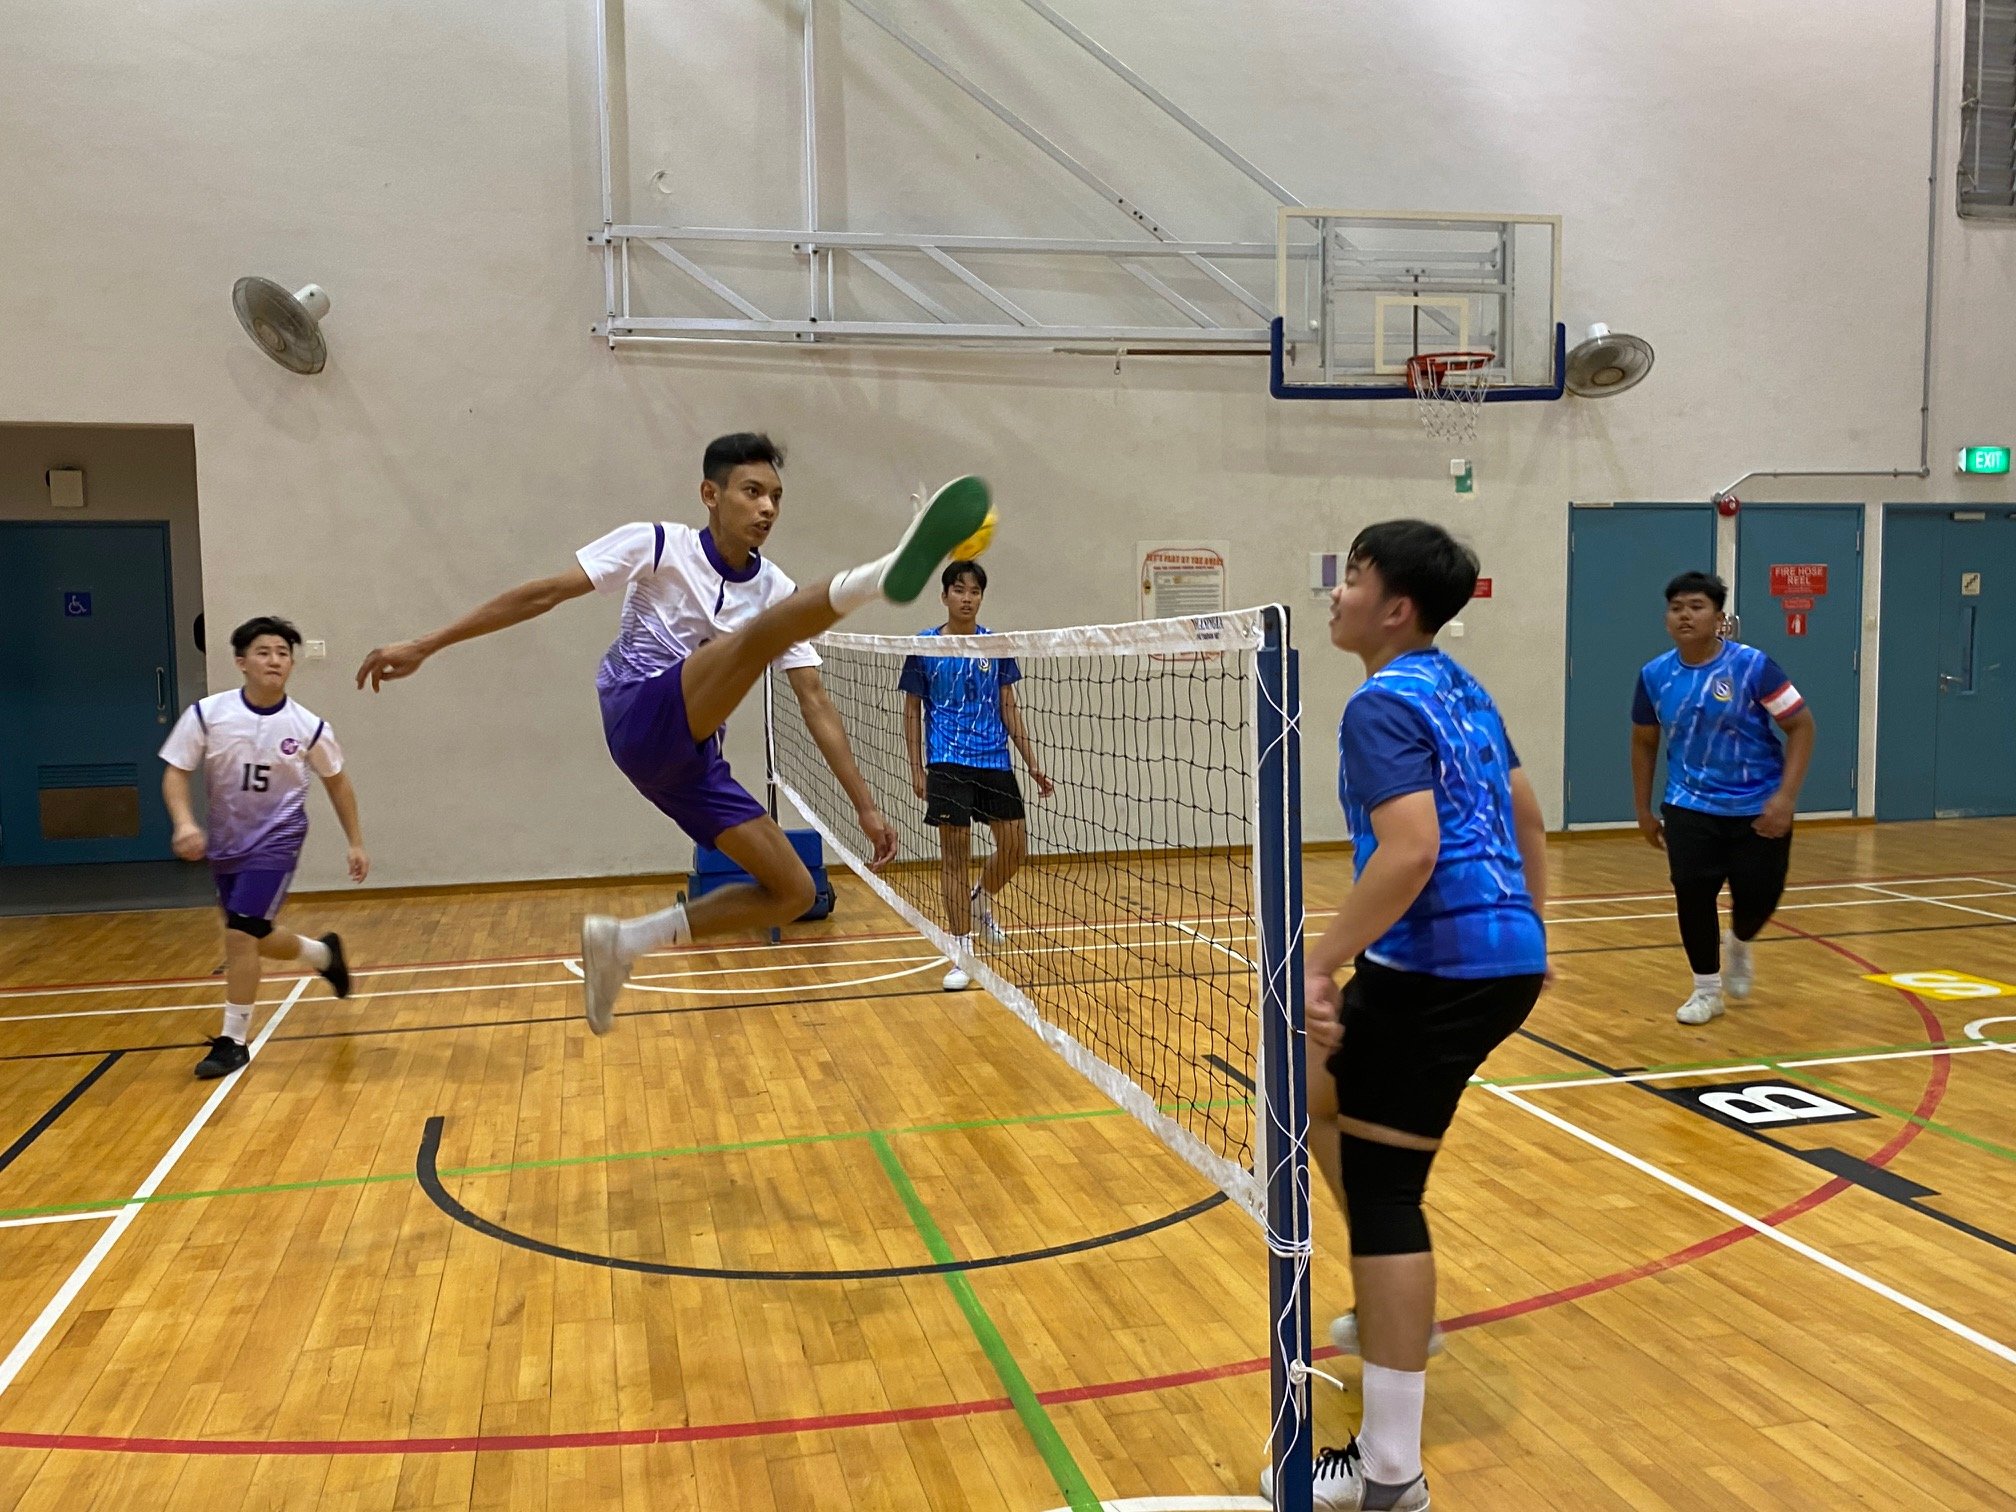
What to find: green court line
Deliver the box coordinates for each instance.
[1771,1065,2016,1165]
[0,1097,1253,1223]
[868,1131,1100,1512]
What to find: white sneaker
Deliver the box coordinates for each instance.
[1723,932,1754,1000]
[1676,987,1725,1025]
[1329,1311,1444,1359]
[971,885,1007,945]
[1261,1440,1431,1510]
[942,964,973,991]
[580,914,628,1036]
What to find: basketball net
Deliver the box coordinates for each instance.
[1405,352,1494,444]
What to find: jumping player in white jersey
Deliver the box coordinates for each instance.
[355,432,992,1032]
[160,616,368,1079]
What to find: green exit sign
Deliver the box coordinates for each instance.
[1958,445,2010,474]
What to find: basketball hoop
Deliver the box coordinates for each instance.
[1405,351,1495,444]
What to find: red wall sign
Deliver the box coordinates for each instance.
[1770,564,1828,597]
[1779,595,1815,611]
[1785,610,1809,637]
[1473,577,1493,599]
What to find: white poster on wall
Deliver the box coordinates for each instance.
[1138,540,1230,622]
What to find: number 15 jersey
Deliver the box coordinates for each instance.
[159,691,343,872]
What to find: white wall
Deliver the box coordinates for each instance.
[2,0,2011,887]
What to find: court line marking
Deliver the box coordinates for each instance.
[0,1210,122,1231]
[869,1130,1099,1510]
[1489,1036,2016,1093]
[0,976,311,1401]
[1860,883,2016,924]
[1487,1085,2016,1368]
[0,928,1260,1026]
[8,869,2013,1004]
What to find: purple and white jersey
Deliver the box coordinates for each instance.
[577,522,820,691]
[159,691,342,872]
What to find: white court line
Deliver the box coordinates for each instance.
[1487,1085,2016,1368]
[1039,1500,1269,1511]
[0,975,311,1400]
[4,872,2012,1006]
[0,907,1261,1003]
[1546,888,2016,927]
[1168,919,1256,969]
[1494,1037,2016,1093]
[1861,883,2016,924]
[0,1210,123,1231]
[0,926,1262,1027]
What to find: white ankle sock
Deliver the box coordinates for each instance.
[1359,1361,1426,1485]
[1725,933,1751,960]
[828,554,894,615]
[1693,972,1723,996]
[295,937,332,971]
[615,901,690,965]
[222,1003,252,1043]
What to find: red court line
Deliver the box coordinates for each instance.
[0,894,1960,1457]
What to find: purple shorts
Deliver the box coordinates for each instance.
[213,865,295,922]
[600,662,767,848]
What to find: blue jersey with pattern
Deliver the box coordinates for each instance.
[1633,642,1804,816]
[897,627,1023,770]
[1337,650,1546,978]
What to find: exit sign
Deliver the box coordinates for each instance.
[1958,445,2010,474]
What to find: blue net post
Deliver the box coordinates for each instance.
[1257,605,1311,1512]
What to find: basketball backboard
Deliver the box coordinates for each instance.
[1271,209,1564,400]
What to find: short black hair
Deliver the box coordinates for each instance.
[1664,571,1727,611]
[702,432,785,486]
[942,559,987,592]
[231,616,301,655]
[1346,519,1478,633]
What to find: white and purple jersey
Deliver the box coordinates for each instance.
[577,522,820,691]
[159,691,342,872]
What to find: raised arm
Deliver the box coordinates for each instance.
[787,664,898,868]
[356,565,595,691]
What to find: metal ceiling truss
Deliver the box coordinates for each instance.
[588,0,1303,352]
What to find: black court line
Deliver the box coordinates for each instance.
[415,1115,1226,1281]
[0,1051,123,1176]
[1516,1028,2016,1258]
[1204,1054,1257,1092]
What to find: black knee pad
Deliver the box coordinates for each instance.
[225,912,274,940]
[1338,1133,1437,1257]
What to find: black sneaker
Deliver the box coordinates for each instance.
[194,1036,249,1080]
[319,933,351,998]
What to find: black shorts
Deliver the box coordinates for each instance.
[924,763,1026,828]
[1661,803,1792,888]
[1327,958,1544,1140]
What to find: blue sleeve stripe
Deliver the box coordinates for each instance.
[652,522,666,570]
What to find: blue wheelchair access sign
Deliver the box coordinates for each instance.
[63,591,92,617]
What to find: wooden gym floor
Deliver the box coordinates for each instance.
[1,820,2014,1510]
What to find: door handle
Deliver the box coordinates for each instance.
[155,666,169,722]
[1937,673,1961,691]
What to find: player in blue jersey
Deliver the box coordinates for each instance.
[1266,521,1548,1512]
[1632,571,1815,1025]
[899,560,1053,990]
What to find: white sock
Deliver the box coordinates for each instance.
[1359,1361,1426,1485]
[1693,972,1723,997]
[828,554,895,615]
[222,1003,252,1043]
[615,901,690,965]
[295,936,332,971]
[1725,933,1751,961]
[950,933,973,957]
